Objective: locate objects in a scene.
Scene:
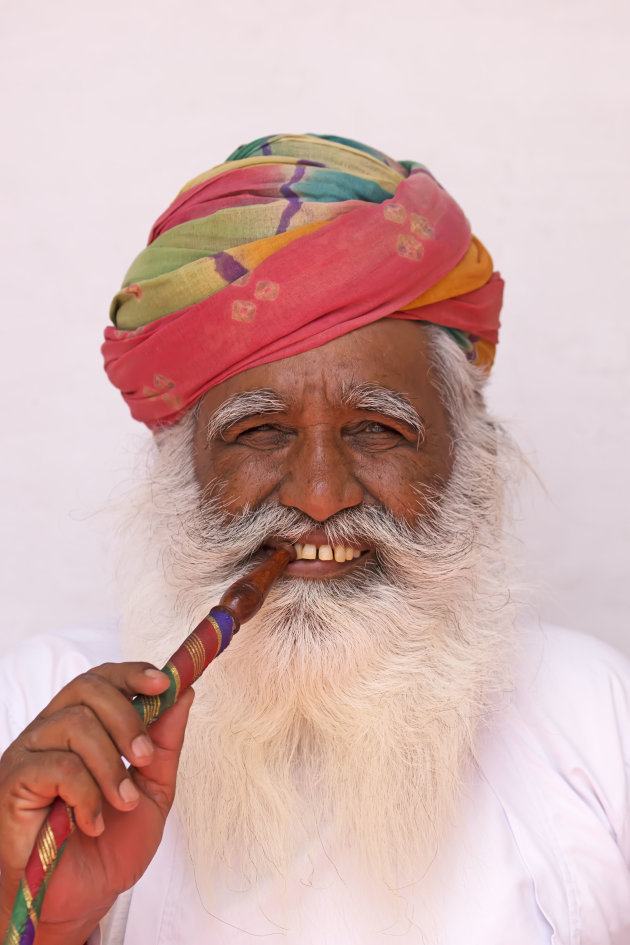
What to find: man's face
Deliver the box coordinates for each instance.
[192,319,454,579]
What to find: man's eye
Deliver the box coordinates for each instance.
[363,422,392,434]
[239,423,272,435]
[348,421,404,450]
[234,425,291,448]
[357,420,401,436]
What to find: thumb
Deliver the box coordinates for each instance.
[130,687,195,809]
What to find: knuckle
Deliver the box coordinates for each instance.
[87,661,119,676]
[22,711,48,736]
[82,661,146,694]
[4,791,21,817]
[57,751,83,779]
[72,668,128,704]
[0,741,19,770]
[65,703,97,728]
[3,723,46,762]
[74,668,109,693]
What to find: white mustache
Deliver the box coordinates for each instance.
[186,491,478,595]
[184,502,436,601]
[204,501,407,553]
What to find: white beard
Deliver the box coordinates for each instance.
[117,353,520,912]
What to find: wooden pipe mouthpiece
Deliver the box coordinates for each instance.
[218,543,296,627]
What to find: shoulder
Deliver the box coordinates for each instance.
[477,625,630,938]
[0,627,122,746]
[508,623,630,854]
[515,623,630,735]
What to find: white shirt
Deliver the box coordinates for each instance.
[1,624,629,944]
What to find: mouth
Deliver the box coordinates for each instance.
[265,534,373,578]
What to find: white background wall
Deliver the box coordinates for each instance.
[1,0,628,655]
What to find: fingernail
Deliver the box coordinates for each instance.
[94,812,105,834]
[144,668,166,681]
[131,733,153,762]
[119,777,140,804]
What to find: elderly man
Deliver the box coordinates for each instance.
[0,134,629,945]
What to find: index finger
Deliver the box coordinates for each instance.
[29,662,170,766]
[43,662,170,711]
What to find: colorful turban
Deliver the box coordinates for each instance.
[103,134,503,429]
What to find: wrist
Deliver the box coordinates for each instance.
[23,913,104,945]
[0,879,108,945]
[35,896,114,945]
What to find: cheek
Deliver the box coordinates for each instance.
[360,452,450,523]
[194,446,280,512]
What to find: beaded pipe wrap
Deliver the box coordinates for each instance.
[3,545,295,945]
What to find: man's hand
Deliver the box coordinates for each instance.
[0,662,194,945]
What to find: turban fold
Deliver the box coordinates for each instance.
[103,134,503,429]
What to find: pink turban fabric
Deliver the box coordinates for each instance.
[103,134,503,429]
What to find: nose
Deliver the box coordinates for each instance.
[277,428,364,522]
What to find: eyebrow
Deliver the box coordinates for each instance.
[206,389,289,440]
[205,382,425,444]
[340,382,425,443]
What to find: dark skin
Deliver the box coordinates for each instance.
[0,320,452,943]
[194,320,453,576]
[0,666,193,945]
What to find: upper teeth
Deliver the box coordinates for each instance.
[294,543,361,562]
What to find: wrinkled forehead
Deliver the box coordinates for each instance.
[194,320,446,427]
